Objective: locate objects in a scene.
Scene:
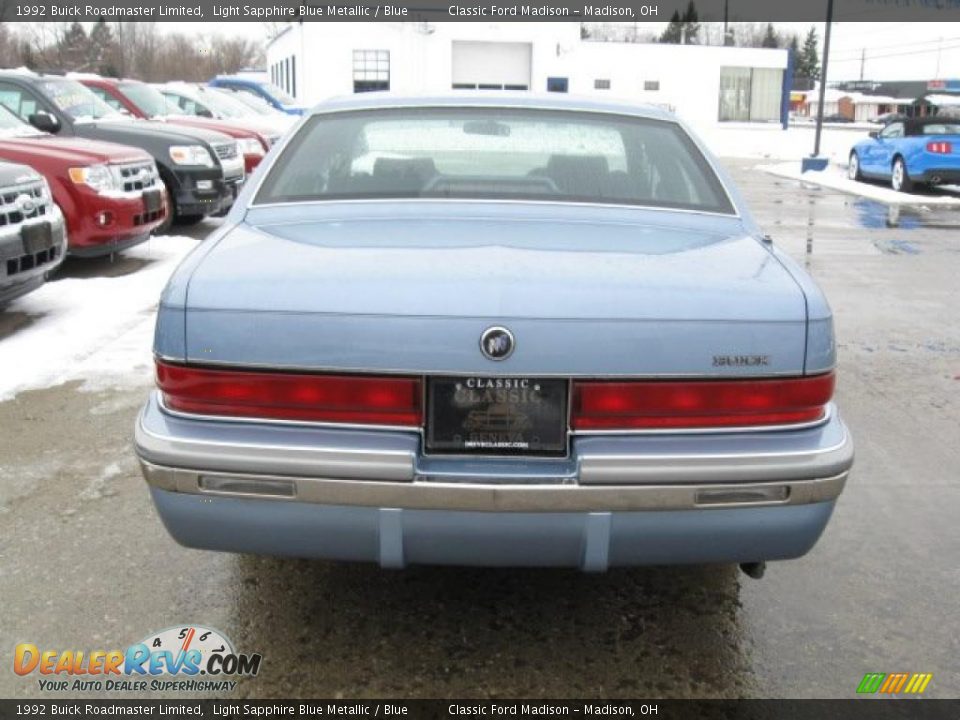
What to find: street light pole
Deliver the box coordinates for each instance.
[813,0,835,158]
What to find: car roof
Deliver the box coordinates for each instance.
[308,92,678,123]
[905,116,960,134]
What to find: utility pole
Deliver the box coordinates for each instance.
[723,0,729,46]
[813,0,835,159]
[860,48,865,81]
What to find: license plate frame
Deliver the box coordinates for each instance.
[425,376,569,457]
[21,222,53,255]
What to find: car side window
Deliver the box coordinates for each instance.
[88,86,123,111]
[880,122,904,139]
[0,83,39,120]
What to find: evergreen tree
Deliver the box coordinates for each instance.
[762,23,779,48]
[59,22,88,71]
[89,19,120,76]
[798,27,821,81]
[681,1,700,45]
[660,11,683,44]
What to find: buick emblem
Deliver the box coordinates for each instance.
[15,193,37,217]
[480,326,515,361]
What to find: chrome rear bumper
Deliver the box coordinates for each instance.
[135,392,853,568]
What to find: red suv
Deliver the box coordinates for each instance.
[78,76,276,175]
[0,105,165,256]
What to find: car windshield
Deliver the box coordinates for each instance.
[243,82,295,105]
[198,88,259,118]
[40,79,121,121]
[213,88,277,116]
[0,103,42,136]
[119,82,178,118]
[255,107,734,214]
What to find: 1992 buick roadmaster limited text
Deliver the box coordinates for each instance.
[135,95,854,572]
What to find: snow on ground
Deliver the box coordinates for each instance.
[757,161,960,206]
[0,235,198,402]
[698,123,872,162]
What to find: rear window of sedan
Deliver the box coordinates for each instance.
[254,107,735,214]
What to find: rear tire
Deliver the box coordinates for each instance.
[847,152,863,181]
[891,157,914,193]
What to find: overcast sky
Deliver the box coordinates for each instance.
[47,21,960,83]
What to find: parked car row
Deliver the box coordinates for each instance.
[0,69,299,306]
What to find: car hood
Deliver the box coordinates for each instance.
[0,136,149,165]
[167,203,812,376]
[156,116,259,141]
[77,118,232,145]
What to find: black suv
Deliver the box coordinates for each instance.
[0,71,244,229]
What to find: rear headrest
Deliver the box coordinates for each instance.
[545,154,610,194]
[373,157,437,179]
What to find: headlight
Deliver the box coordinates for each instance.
[238,137,265,155]
[168,145,215,167]
[68,164,117,193]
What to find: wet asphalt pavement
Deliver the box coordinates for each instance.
[1,160,958,699]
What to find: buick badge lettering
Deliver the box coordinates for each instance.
[712,354,770,367]
[480,326,515,361]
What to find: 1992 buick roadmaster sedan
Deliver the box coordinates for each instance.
[135,95,854,573]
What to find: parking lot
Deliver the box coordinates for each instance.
[1,158,958,699]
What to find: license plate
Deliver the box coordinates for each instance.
[21,222,52,254]
[143,189,162,213]
[426,377,568,456]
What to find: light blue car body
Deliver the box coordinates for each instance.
[136,94,853,570]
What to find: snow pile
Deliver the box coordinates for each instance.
[0,235,198,402]
[698,123,873,162]
[757,161,960,206]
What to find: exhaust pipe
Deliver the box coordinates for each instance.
[740,561,766,579]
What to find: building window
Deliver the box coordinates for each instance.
[719,67,783,122]
[353,49,390,93]
[644,80,660,91]
[547,77,568,93]
[594,79,611,90]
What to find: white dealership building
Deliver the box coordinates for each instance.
[266,23,791,130]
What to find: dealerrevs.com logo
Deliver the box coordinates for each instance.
[14,625,262,693]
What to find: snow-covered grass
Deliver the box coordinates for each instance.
[0,235,198,402]
[699,123,873,162]
[757,161,960,206]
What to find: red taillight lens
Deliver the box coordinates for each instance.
[572,373,834,430]
[926,141,952,154]
[156,361,422,426]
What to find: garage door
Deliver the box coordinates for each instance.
[451,41,532,91]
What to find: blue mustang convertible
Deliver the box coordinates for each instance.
[136,95,854,573]
[849,116,960,192]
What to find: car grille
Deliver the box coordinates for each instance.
[111,161,160,194]
[0,178,50,228]
[6,244,59,276]
[212,142,239,161]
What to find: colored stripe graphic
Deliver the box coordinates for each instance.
[858,672,932,694]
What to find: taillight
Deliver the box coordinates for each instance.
[572,373,834,430]
[156,361,422,426]
[926,141,952,154]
